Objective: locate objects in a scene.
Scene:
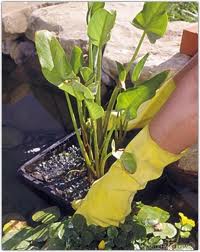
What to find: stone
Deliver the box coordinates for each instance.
[26,2,191,84]
[178,144,198,174]
[26,2,88,55]
[2,2,60,36]
[10,41,35,65]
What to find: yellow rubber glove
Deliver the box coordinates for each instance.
[74,125,187,227]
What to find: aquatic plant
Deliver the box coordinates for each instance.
[35,2,170,180]
[2,204,195,250]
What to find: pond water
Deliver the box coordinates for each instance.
[2,53,198,247]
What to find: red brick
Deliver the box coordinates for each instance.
[180,23,198,56]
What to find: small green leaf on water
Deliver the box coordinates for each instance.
[81,230,94,246]
[107,226,118,239]
[137,205,170,224]
[72,214,87,233]
[70,46,83,74]
[131,53,149,83]
[153,223,177,239]
[181,224,193,232]
[120,151,137,174]
[180,231,191,239]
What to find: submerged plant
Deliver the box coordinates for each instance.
[35,2,170,180]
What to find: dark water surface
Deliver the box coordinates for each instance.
[2,54,74,219]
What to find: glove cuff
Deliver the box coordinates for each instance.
[126,125,187,167]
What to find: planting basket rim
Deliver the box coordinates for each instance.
[17,130,84,211]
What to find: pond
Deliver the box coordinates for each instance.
[2,53,198,247]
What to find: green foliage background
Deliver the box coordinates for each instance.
[168,2,198,22]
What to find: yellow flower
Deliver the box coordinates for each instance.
[98,240,105,250]
[178,212,195,227]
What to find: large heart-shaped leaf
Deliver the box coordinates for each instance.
[59,80,94,101]
[137,205,170,225]
[35,30,73,85]
[116,71,169,120]
[131,53,149,83]
[132,2,168,43]
[88,8,116,47]
[85,100,104,120]
[70,46,83,75]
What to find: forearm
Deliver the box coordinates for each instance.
[149,54,198,154]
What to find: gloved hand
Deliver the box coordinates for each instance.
[74,125,187,227]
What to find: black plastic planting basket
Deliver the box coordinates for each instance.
[18,131,90,210]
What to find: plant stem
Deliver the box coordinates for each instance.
[100,127,115,175]
[77,101,94,162]
[88,40,93,70]
[102,83,121,137]
[65,93,96,176]
[92,119,100,178]
[103,31,146,138]
[100,152,112,176]
[95,47,102,106]
[125,31,146,74]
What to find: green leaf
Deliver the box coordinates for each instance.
[25,225,49,242]
[81,230,94,246]
[181,224,193,232]
[70,46,83,74]
[175,222,182,229]
[137,205,170,225]
[132,223,146,240]
[116,71,169,120]
[132,2,168,43]
[35,30,73,85]
[80,67,93,82]
[88,8,116,47]
[85,100,104,120]
[2,228,31,250]
[116,61,127,86]
[87,2,105,24]
[59,80,94,101]
[87,82,98,95]
[72,214,87,233]
[120,151,137,174]
[88,225,106,241]
[107,226,119,239]
[43,237,65,250]
[180,231,191,239]
[32,206,61,224]
[131,53,149,83]
[148,236,162,245]
[175,244,194,250]
[49,222,65,239]
[153,223,177,239]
